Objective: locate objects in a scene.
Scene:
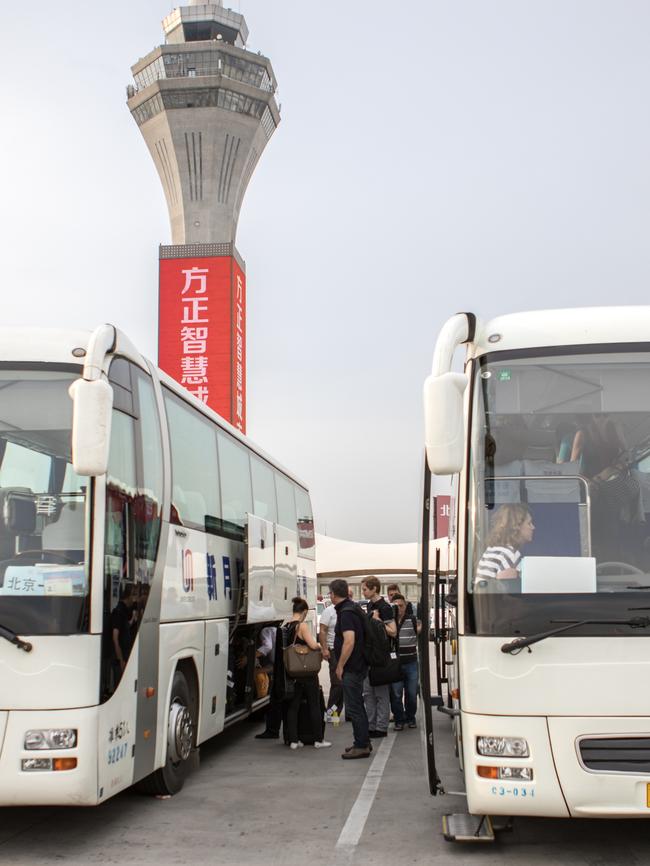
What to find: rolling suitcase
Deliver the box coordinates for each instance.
[282,684,326,745]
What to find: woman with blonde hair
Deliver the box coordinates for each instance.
[476,504,535,584]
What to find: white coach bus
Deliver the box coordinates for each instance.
[0,324,316,805]
[420,308,650,841]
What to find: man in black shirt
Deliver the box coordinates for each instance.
[361,576,396,738]
[331,578,370,759]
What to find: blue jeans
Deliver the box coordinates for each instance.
[390,658,418,725]
[342,669,369,748]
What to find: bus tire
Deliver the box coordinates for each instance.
[139,669,196,796]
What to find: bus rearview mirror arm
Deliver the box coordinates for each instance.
[70,324,116,477]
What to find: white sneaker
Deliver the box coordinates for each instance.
[314,740,332,749]
[289,741,304,750]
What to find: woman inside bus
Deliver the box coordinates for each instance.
[475,504,535,589]
[284,597,331,751]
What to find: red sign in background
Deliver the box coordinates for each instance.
[435,495,452,538]
[159,255,246,433]
[231,259,246,433]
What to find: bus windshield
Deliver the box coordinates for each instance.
[0,367,88,635]
[468,349,650,636]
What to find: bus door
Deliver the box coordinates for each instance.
[432,547,453,707]
[419,469,443,797]
[274,524,297,617]
[246,514,276,622]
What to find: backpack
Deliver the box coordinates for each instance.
[350,605,392,668]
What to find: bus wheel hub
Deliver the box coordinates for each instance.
[168,701,193,763]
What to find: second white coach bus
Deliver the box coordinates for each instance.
[420,307,650,841]
[0,324,316,805]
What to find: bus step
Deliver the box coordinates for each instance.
[442,814,495,843]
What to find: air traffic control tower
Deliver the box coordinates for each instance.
[127,1,280,432]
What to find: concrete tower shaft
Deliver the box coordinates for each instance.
[127,3,280,245]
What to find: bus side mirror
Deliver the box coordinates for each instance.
[69,378,113,476]
[424,372,468,474]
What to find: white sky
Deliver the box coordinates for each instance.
[2,1,650,542]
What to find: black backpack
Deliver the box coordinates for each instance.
[350,605,392,668]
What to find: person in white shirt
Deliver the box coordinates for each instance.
[319,600,343,715]
[254,626,281,740]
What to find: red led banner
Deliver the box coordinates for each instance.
[159,255,246,432]
[231,259,246,433]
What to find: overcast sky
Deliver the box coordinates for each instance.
[2,1,650,542]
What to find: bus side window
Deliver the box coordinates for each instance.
[163,391,220,532]
[217,432,252,540]
[295,486,315,560]
[250,455,277,524]
[275,473,296,532]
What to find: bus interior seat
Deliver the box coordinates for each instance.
[1,488,37,556]
[1,489,36,536]
[525,502,583,557]
[0,488,36,582]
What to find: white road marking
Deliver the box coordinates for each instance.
[335,732,397,850]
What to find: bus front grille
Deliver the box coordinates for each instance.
[579,738,650,773]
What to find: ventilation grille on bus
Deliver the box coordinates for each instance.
[579,738,650,773]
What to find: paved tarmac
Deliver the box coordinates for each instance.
[3,700,650,865]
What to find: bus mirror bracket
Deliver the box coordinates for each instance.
[424,372,468,475]
[69,324,116,477]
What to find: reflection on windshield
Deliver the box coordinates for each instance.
[469,352,650,635]
[0,368,88,635]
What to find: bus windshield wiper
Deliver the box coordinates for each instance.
[0,624,32,653]
[501,617,650,654]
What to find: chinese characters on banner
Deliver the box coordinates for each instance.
[231,260,246,433]
[158,255,246,432]
[435,495,452,539]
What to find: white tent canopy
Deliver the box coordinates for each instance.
[315,534,450,578]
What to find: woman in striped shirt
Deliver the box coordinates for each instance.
[476,504,535,587]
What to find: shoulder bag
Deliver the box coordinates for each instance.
[283,623,322,678]
[368,613,402,686]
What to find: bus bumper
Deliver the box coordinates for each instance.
[462,712,568,817]
[549,716,650,817]
[463,712,650,818]
[0,707,99,806]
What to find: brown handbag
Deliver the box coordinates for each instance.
[283,623,322,678]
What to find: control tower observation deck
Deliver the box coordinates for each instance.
[126,2,281,432]
[126,0,280,246]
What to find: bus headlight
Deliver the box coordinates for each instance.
[24,729,78,750]
[478,766,533,781]
[477,736,529,757]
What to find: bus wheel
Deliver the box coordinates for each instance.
[139,669,196,796]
